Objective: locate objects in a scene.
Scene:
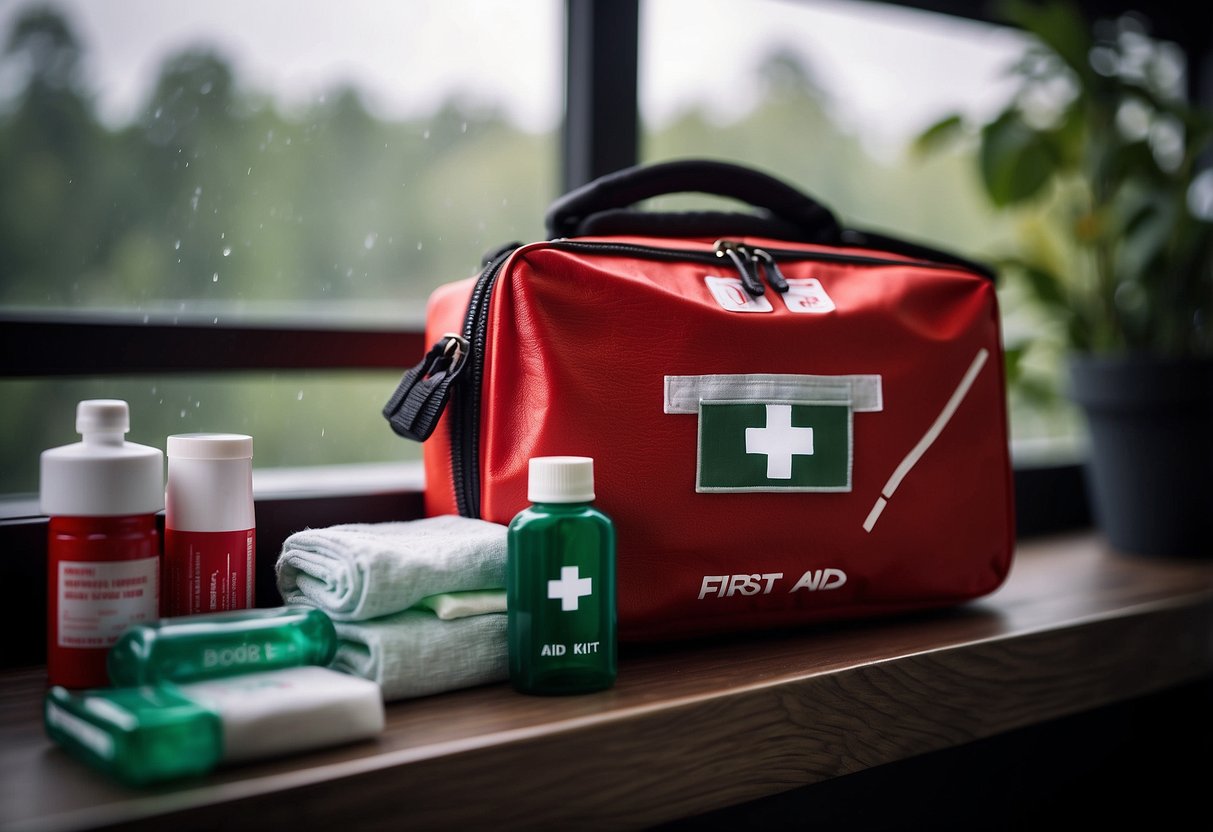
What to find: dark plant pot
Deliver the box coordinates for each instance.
[1067,353,1213,557]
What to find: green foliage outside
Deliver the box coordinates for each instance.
[0,5,1070,496]
[917,0,1213,386]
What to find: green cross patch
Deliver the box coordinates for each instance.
[696,400,852,492]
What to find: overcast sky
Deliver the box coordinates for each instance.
[0,0,1026,151]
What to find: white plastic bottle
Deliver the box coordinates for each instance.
[164,433,255,616]
[41,400,164,688]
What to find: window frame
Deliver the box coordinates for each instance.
[24,0,1209,668]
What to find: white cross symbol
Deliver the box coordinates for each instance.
[745,404,814,479]
[548,565,593,611]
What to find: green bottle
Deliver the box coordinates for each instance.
[507,456,616,695]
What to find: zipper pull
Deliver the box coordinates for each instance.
[714,240,765,297]
[751,247,789,293]
[382,332,470,442]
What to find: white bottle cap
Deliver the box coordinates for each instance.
[528,456,595,503]
[167,433,254,461]
[75,398,130,435]
[40,400,164,517]
[166,433,255,532]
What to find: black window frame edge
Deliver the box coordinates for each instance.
[1,0,1108,671]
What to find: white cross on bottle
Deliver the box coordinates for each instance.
[548,565,593,611]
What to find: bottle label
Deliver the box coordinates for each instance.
[57,557,159,648]
[165,529,256,615]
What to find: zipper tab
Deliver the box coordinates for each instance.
[751,247,789,293]
[714,240,765,297]
[382,332,470,442]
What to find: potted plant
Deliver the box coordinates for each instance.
[918,0,1213,556]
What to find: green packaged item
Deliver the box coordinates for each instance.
[108,606,337,686]
[45,666,385,786]
[44,683,222,786]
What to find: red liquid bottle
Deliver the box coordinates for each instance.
[41,400,163,688]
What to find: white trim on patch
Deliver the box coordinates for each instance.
[665,373,883,414]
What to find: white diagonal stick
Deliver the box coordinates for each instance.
[863,348,990,533]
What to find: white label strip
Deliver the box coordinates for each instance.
[46,702,115,760]
[665,373,883,414]
[863,347,989,532]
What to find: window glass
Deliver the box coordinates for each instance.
[0,0,561,495]
[639,0,1083,456]
[0,373,408,495]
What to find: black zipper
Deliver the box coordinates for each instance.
[451,246,515,518]
[449,238,987,518]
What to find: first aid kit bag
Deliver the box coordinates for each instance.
[384,159,1015,641]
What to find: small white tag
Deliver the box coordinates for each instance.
[781,278,835,314]
[705,276,772,313]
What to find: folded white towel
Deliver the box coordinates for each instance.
[275,516,507,622]
[331,610,508,701]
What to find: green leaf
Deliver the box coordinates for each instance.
[1005,257,1071,310]
[979,112,1058,205]
[911,114,965,158]
[997,0,1093,82]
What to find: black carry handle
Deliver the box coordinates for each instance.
[545,159,843,243]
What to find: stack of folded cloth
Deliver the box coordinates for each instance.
[275,515,508,701]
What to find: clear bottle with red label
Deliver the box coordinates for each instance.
[41,400,164,688]
[164,433,256,616]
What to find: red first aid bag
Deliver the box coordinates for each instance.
[384,159,1015,641]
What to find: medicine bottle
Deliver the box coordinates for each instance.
[164,433,255,616]
[506,456,616,695]
[40,400,164,688]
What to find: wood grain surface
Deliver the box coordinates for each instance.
[3,532,1211,832]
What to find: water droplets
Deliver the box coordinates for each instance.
[296,390,305,401]
[222,246,232,257]
[364,232,378,250]
[212,272,219,283]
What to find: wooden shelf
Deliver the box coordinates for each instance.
[3,532,1212,832]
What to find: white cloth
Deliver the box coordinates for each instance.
[331,610,508,701]
[415,590,507,620]
[275,516,507,622]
